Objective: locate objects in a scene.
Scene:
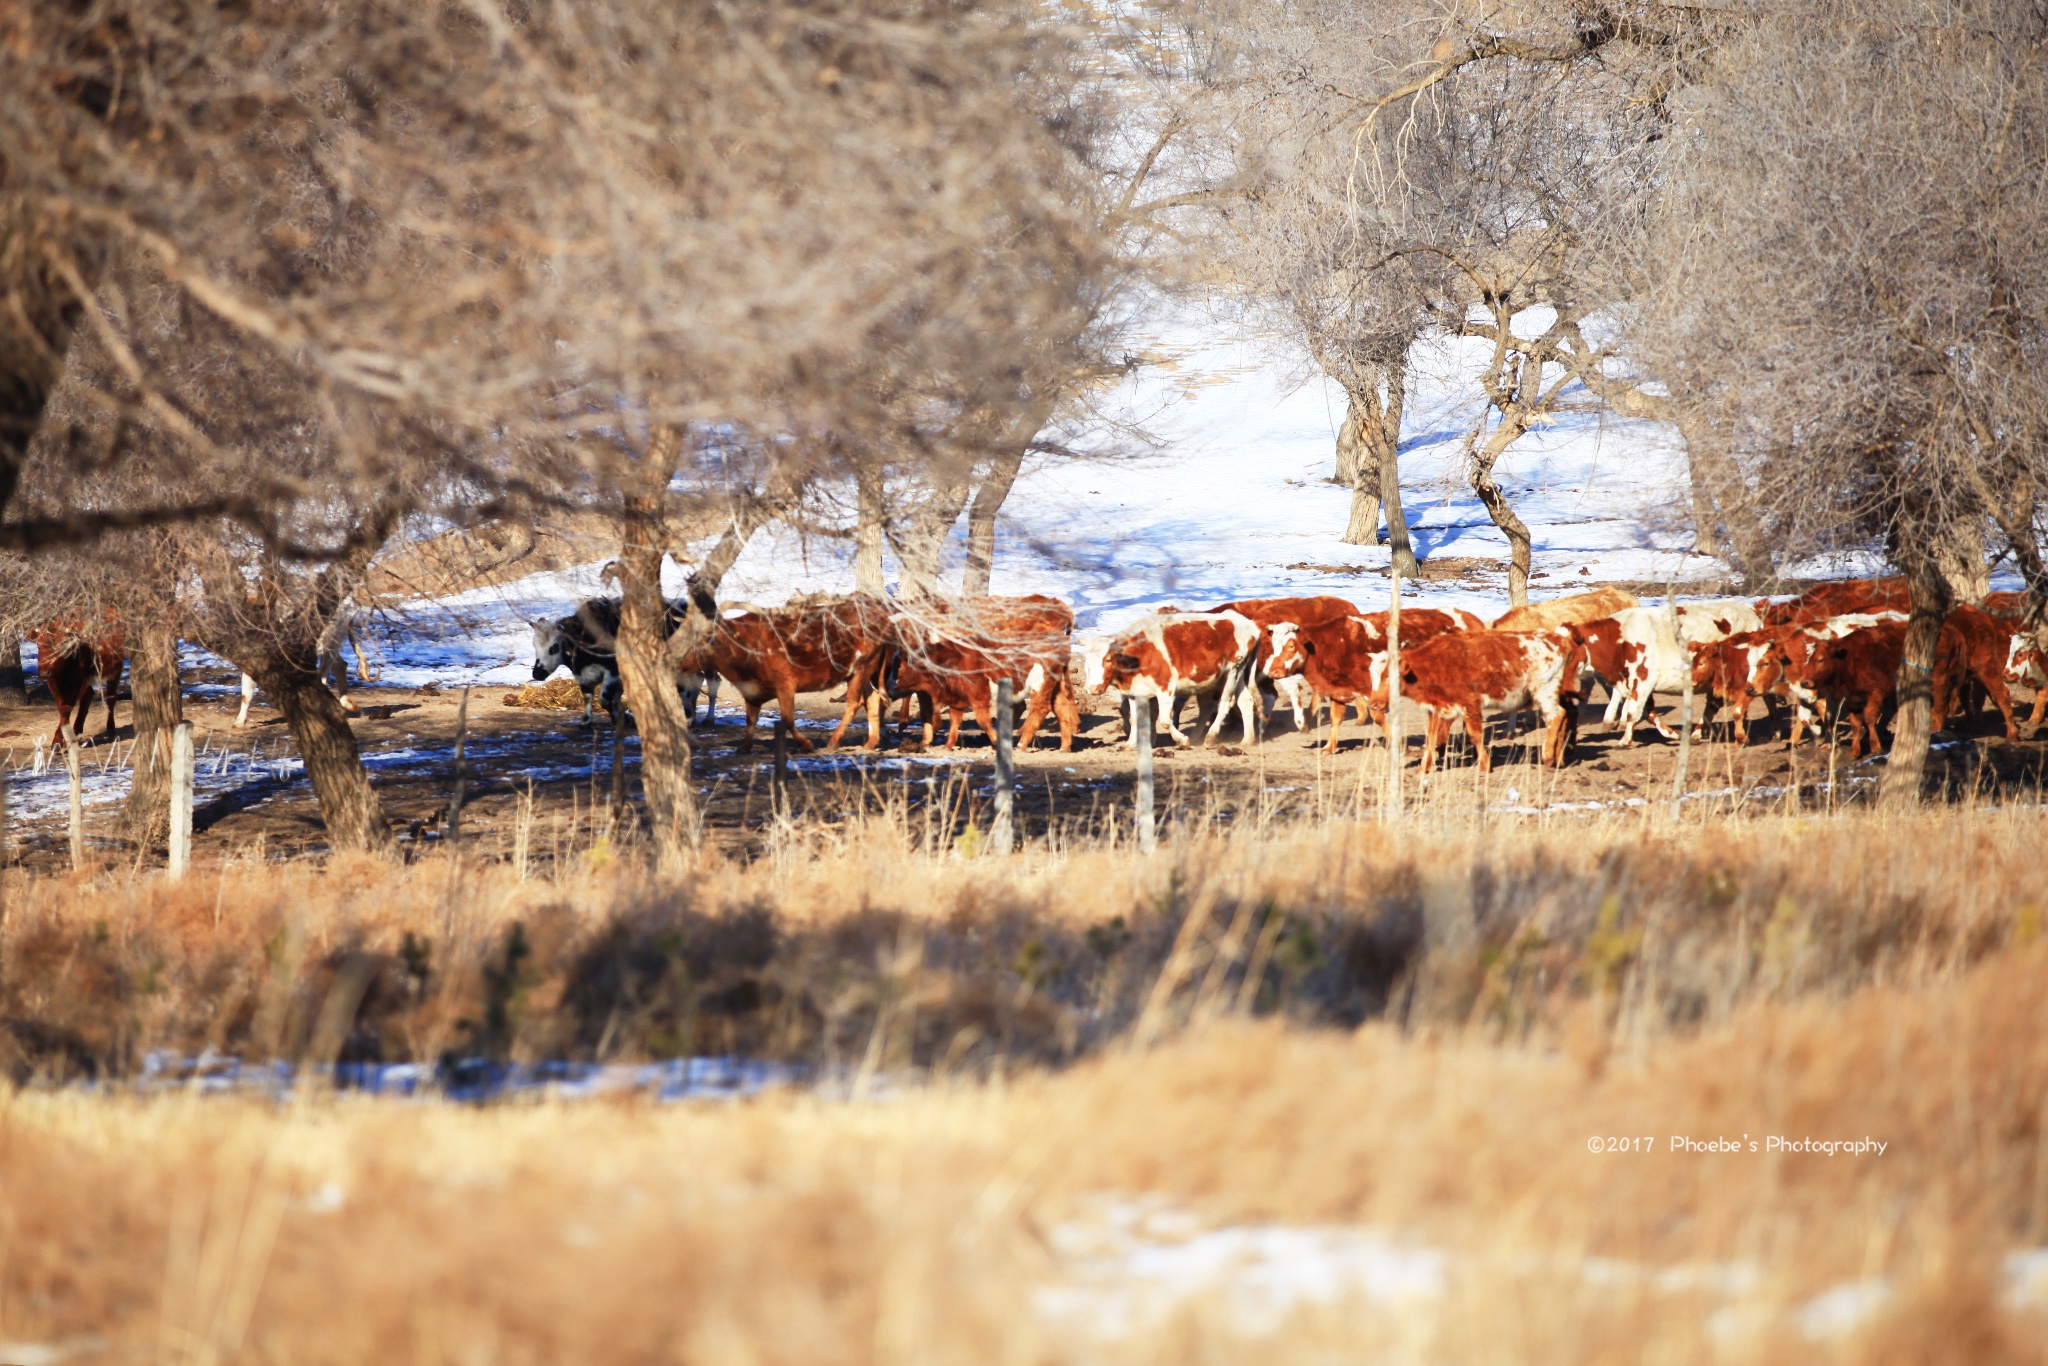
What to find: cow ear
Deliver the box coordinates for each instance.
[1111,651,1140,670]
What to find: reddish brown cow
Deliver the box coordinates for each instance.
[674,595,895,753]
[1757,577,1909,626]
[1687,627,1795,745]
[1930,604,2020,742]
[1207,596,1364,733]
[32,615,126,747]
[1263,608,1480,754]
[1369,627,1583,773]
[886,595,1078,752]
[1756,621,1906,757]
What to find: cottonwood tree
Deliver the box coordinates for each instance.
[1636,0,2048,802]
[1209,0,1775,600]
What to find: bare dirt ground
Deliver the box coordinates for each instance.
[4,671,2043,873]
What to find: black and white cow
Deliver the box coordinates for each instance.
[531,586,721,728]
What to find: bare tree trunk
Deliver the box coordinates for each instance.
[1935,519,1990,604]
[963,447,1027,596]
[0,636,26,707]
[1337,393,1383,547]
[1470,422,1533,606]
[854,463,886,595]
[249,655,393,854]
[1684,439,1722,558]
[692,486,792,597]
[617,468,699,872]
[889,475,972,599]
[1880,521,1954,808]
[1368,368,1420,577]
[121,610,183,843]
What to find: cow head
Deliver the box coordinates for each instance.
[1078,635,1112,692]
[1265,622,1306,679]
[531,619,571,681]
[1098,649,1145,693]
[2008,634,2045,687]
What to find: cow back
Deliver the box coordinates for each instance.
[1490,587,1638,632]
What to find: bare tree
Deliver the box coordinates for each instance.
[1636,0,2048,801]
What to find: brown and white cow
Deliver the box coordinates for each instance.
[886,595,1079,752]
[2007,634,2048,737]
[32,614,126,747]
[1369,627,1584,774]
[1207,596,1364,733]
[672,594,896,753]
[1264,608,1483,754]
[1081,611,1259,748]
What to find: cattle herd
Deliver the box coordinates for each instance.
[19,576,2044,773]
[519,576,2047,772]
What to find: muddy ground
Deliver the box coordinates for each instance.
[4,669,2044,873]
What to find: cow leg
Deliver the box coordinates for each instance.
[237,673,257,728]
[778,685,813,752]
[738,698,762,753]
[1982,671,2018,743]
[865,684,887,751]
[99,654,124,739]
[944,707,964,751]
[1054,679,1079,753]
[2026,684,2048,737]
[1159,690,1197,747]
[1233,666,1260,747]
[1455,703,1488,773]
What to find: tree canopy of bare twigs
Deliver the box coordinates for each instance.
[1634,0,2048,800]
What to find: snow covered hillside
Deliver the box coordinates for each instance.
[359,315,1736,689]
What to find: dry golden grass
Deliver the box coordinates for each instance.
[1,807,2045,1362]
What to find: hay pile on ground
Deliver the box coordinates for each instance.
[501,677,583,709]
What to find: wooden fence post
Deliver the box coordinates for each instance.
[1134,695,1156,854]
[64,737,85,872]
[772,714,789,819]
[168,721,194,879]
[1385,562,1403,821]
[991,680,1015,854]
[450,685,471,842]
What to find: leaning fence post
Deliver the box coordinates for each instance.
[991,680,1015,854]
[1134,695,1156,853]
[168,721,194,879]
[65,736,83,872]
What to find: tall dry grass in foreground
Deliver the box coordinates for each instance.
[2,808,2045,1362]
[0,805,2038,1077]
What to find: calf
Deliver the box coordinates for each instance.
[1081,611,1259,748]
[1265,608,1480,755]
[32,616,125,747]
[1371,628,1583,774]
